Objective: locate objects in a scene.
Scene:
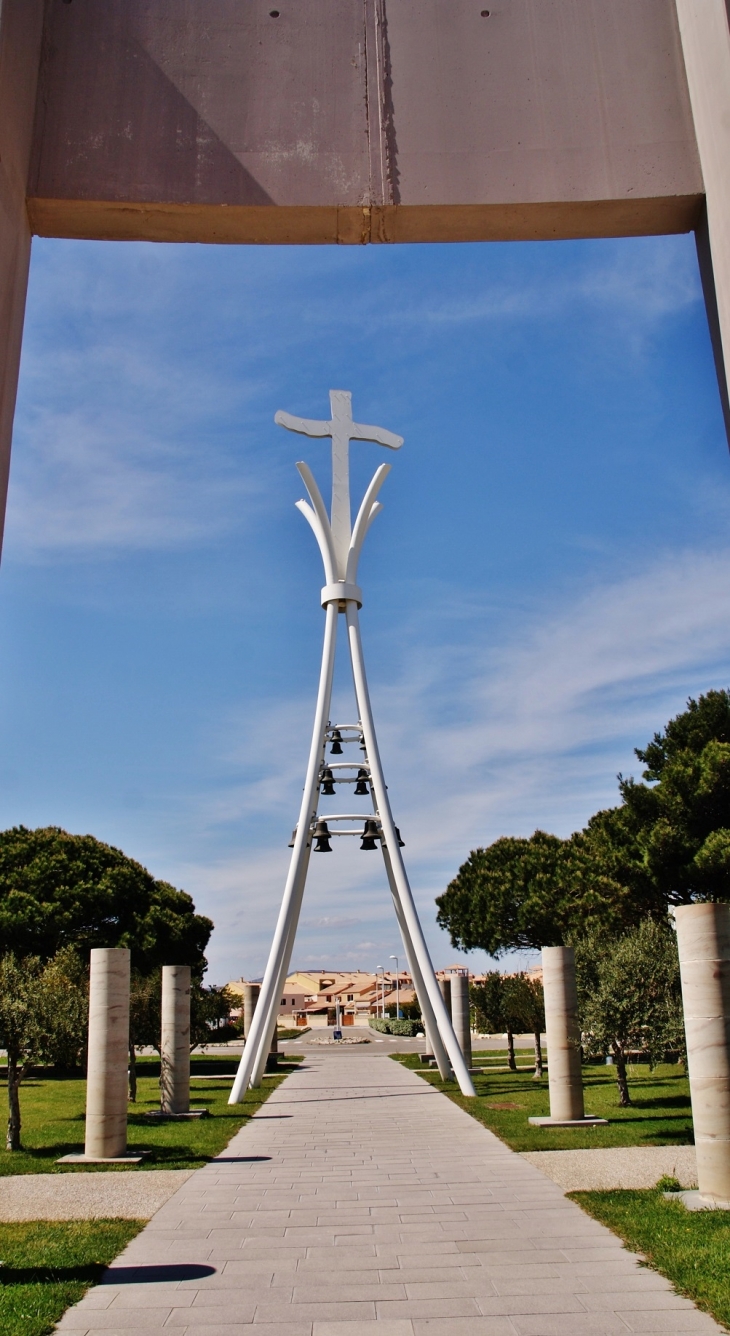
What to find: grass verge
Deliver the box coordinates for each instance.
[0,1055,301,1174]
[391,1052,693,1151]
[0,1218,143,1336]
[570,1187,730,1331]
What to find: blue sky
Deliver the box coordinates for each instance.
[0,233,728,984]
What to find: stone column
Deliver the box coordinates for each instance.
[243,981,278,1070]
[85,948,130,1159]
[450,972,472,1069]
[160,965,191,1115]
[439,977,452,1019]
[675,902,730,1206]
[243,983,260,1039]
[266,1027,279,1073]
[542,946,584,1122]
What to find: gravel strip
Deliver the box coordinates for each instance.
[522,1144,697,1190]
[0,1169,194,1221]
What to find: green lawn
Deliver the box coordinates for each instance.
[572,1187,730,1331]
[392,1052,693,1151]
[0,1219,143,1336]
[0,1055,300,1174]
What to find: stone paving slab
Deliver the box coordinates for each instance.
[522,1147,697,1192]
[55,1052,721,1334]
[0,1169,194,1220]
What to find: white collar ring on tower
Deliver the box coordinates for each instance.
[275,390,403,596]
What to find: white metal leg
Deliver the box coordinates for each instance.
[248,871,309,1087]
[229,602,338,1102]
[381,843,452,1080]
[346,601,476,1097]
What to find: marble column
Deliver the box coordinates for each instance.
[85,948,130,1159]
[542,945,584,1122]
[160,965,191,1115]
[450,972,472,1069]
[243,983,260,1039]
[243,981,277,1070]
[676,902,730,1205]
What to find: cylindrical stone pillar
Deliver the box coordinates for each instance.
[542,946,584,1122]
[266,1027,279,1073]
[243,983,260,1039]
[243,981,278,1070]
[439,977,452,1019]
[160,965,191,1115]
[85,948,130,1159]
[675,902,730,1205]
[450,972,472,1069]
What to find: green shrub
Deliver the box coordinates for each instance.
[368,1017,423,1037]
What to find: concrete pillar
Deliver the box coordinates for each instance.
[85,948,130,1159]
[439,977,452,1019]
[675,1,730,443]
[450,972,472,1069]
[0,2,45,563]
[243,983,260,1039]
[266,1027,279,1073]
[160,965,191,1115]
[675,903,730,1206]
[542,946,584,1122]
[243,981,278,1070]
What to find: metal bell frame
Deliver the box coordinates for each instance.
[229,391,475,1101]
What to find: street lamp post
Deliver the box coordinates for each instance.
[390,955,400,1019]
[228,391,475,1102]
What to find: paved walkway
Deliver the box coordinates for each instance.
[57,1051,719,1335]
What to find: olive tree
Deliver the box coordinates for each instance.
[573,919,684,1107]
[0,948,88,1150]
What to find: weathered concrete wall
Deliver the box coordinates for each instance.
[0,0,727,571]
[27,0,702,244]
[0,0,45,552]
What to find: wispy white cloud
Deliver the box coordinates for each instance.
[5,409,257,558]
[376,236,702,331]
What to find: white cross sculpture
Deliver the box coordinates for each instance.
[229,391,475,1101]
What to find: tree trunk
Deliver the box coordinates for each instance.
[613,1044,631,1106]
[507,1029,517,1072]
[6,1056,24,1151]
[128,1045,137,1103]
[533,1031,543,1079]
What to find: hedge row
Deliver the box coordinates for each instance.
[368,1017,424,1037]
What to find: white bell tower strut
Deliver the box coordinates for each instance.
[229,391,475,1100]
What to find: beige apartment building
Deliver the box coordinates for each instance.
[228,969,412,1027]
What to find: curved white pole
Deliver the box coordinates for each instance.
[346,464,390,585]
[345,600,476,1097]
[296,500,336,587]
[296,463,338,581]
[381,842,452,1080]
[229,601,338,1102]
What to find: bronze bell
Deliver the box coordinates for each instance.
[321,767,336,795]
[395,826,405,847]
[287,827,297,848]
[313,819,332,852]
[360,819,379,851]
[354,768,370,796]
[330,729,343,755]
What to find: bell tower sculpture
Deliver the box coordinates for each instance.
[229,391,475,1100]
